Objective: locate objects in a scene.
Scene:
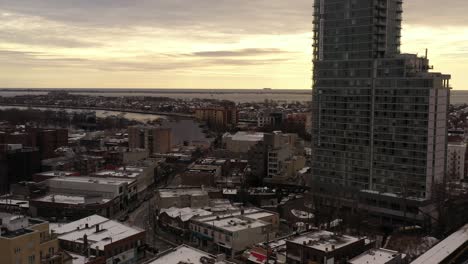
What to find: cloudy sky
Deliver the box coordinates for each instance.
[0,0,466,89]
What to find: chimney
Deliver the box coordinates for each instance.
[83,234,89,257]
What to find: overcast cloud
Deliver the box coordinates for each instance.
[0,0,466,89]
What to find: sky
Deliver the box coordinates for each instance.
[0,0,466,90]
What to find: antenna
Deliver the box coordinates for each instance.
[425,48,428,59]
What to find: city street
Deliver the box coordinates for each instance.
[128,197,174,252]
[125,170,183,253]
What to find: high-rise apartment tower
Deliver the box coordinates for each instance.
[311,0,451,225]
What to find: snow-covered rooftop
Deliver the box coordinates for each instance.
[288,230,361,252]
[349,248,404,264]
[194,210,270,233]
[195,208,261,222]
[35,194,85,205]
[33,194,110,205]
[67,252,88,264]
[222,189,238,195]
[94,170,140,178]
[245,212,275,220]
[158,188,208,198]
[160,207,212,222]
[148,245,230,264]
[48,176,134,186]
[223,132,264,142]
[410,223,468,264]
[291,209,314,219]
[35,171,77,177]
[0,198,29,208]
[54,215,143,250]
[52,215,108,235]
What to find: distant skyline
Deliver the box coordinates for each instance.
[0,0,466,89]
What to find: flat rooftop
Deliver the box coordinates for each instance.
[194,208,274,233]
[35,171,77,177]
[160,207,212,222]
[349,248,404,264]
[0,198,29,208]
[158,188,208,198]
[48,176,134,186]
[67,252,88,264]
[289,230,361,252]
[223,132,264,142]
[0,213,45,238]
[147,245,230,264]
[244,212,275,220]
[33,194,110,205]
[206,217,267,232]
[195,208,260,222]
[94,170,140,178]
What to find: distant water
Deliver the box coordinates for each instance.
[0,88,467,104]
[450,90,468,105]
[0,105,210,144]
[0,88,311,103]
[0,105,165,121]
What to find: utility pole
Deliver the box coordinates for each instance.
[147,200,153,247]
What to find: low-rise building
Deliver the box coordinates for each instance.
[159,207,212,237]
[348,248,407,264]
[0,197,29,214]
[30,194,117,221]
[222,132,264,153]
[52,215,146,264]
[42,155,104,176]
[216,159,249,188]
[257,110,285,128]
[243,237,289,264]
[146,244,233,264]
[93,158,160,195]
[155,188,210,209]
[33,171,80,183]
[32,176,137,219]
[180,163,222,187]
[104,148,149,166]
[180,157,249,188]
[190,208,279,258]
[286,230,369,264]
[46,176,136,201]
[0,213,67,264]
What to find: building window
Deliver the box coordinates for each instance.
[28,255,35,264]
